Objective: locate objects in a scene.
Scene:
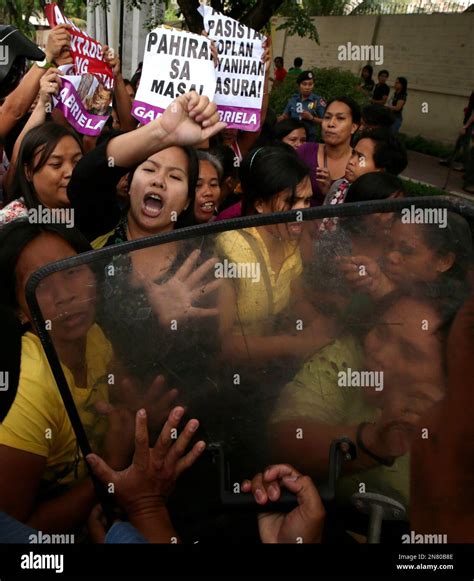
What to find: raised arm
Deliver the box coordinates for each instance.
[68,91,226,240]
[0,25,71,139]
[238,39,272,158]
[103,46,137,132]
[3,68,62,197]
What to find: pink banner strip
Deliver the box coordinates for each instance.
[54,78,109,136]
[217,105,261,132]
[132,100,165,125]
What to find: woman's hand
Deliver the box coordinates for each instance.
[45,24,72,64]
[337,255,395,299]
[315,167,332,196]
[87,407,206,518]
[109,371,178,433]
[103,45,121,77]
[95,402,136,471]
[38,67,62,106]
[242,464,325,544]
[157,92,226,147]
[140,249,222,325]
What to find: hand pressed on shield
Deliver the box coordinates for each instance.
[108,370,178,433]
[87,407,206,518]
[140,249,222,324]
[337,255,395,299]
[241,464,325,544]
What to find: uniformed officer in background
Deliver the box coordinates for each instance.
[278,71,326,142]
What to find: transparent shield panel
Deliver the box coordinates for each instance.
[28,203,474,539]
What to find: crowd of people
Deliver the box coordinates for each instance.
[0,22,473,546]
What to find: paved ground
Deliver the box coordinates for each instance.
[401,150,469,197]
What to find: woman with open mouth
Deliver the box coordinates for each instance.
[191,150,223,225]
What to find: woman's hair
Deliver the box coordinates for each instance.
[209,145,239,181]
[325,96,361,126]
[396,76,408,93]
[399,211,473,284]
[370,281,468,377]
[0,220,92,312]
[361,104,393,129]
[196,150,223,183]
[240,144,310,216]
[272,119,308,142]
[11,122,83,209]
[345,172,405,204]
[361,64,373,79]
[355,129,408,175]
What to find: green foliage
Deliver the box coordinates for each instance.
[401,179,445,197]
[276,1,319,43]
[269,66,369,114]
[399,133,453,159]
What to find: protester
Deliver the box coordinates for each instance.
[357,64,375,96]
[360,104,393,131]
[338,210,472,300]
[270,282,464,509]
[216,145,336,366]
[193,150,222,224]
[278,71,326,142]
[386,77,408,134]
[1,122,83,224]
[0,24,71,141]
[287,57,303,78]
[271,57,287,88]
[323,129,408,208]
[0,220,126,532]
[210,145,240,211]
[272,118,307,150]
[297,97,360,205]
[371,69,390,106]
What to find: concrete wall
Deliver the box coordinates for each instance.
[271,13,473,144]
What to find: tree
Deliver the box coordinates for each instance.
[0,0,87,38]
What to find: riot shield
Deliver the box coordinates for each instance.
[24,195,474,542]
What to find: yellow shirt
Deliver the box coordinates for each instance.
[270,334,410,508]
[215,227,303,335]
[0,325,112,494]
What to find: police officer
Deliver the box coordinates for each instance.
[278,71,326,142]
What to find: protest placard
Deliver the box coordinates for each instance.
[132,27,216,125]
[198,6,266,132]
[43,1,114,135]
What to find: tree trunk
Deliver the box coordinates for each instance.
[240,0,286,30]
[176,0,203,33]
